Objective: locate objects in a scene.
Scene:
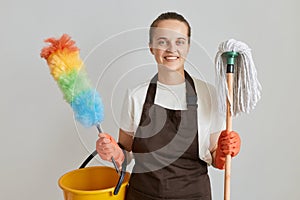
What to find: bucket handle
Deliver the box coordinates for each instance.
[79,148,127,195]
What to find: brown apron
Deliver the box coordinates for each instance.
[126,71,211,200]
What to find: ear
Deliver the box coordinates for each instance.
[149,43,154,55]
[187,43,190,54]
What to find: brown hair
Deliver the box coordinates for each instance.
[149,12,191,44]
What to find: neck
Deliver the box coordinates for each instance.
[157,66,185,85]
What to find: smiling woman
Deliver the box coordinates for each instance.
[95,12,241,200]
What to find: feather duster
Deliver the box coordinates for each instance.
[41,34,104,127]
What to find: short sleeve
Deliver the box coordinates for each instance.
[119,89,135,133]
[193,78,225,164]
[208,85,226,152]
[211,86,225,132]
[119,82,149,135]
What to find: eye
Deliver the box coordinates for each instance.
[157,39,168,46]
[176,39,186,46]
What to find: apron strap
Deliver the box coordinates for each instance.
[184,71,198,107]
[144,74,158,104]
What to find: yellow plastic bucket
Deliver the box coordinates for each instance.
[59,166,130,200]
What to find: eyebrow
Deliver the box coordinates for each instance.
[177,37,187,40]
[156,37,168,40]
[156,37,187,40]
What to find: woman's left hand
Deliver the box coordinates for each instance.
[218,130,241,157]
[214,130,241,169]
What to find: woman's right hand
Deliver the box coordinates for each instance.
[96,133,124,169]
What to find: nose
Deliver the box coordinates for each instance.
[166,42,177,52]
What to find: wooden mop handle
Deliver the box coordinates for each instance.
[223,51,238,200]
[225,73,234,200]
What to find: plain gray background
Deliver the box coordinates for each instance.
[1,0,299,199]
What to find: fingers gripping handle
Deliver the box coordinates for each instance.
[96,124,120,174]
[96,124,127,195]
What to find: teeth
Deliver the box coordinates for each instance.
[165,56,178,60]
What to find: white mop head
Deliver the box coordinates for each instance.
[215,39,262,117]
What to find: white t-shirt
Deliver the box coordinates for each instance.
[120,77,225,165]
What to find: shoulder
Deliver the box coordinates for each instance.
[127,80,150,102]
[120,80,151,133]
[192,77,217,99]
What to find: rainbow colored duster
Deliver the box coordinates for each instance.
[40,34,104,127]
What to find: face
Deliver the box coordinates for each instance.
[149,19,190,73]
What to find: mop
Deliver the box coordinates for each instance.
[215,39,262,200]
[40,34,126,195]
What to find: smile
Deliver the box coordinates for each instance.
[164,56,179,61]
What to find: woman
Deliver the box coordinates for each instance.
[96,12,241,200]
